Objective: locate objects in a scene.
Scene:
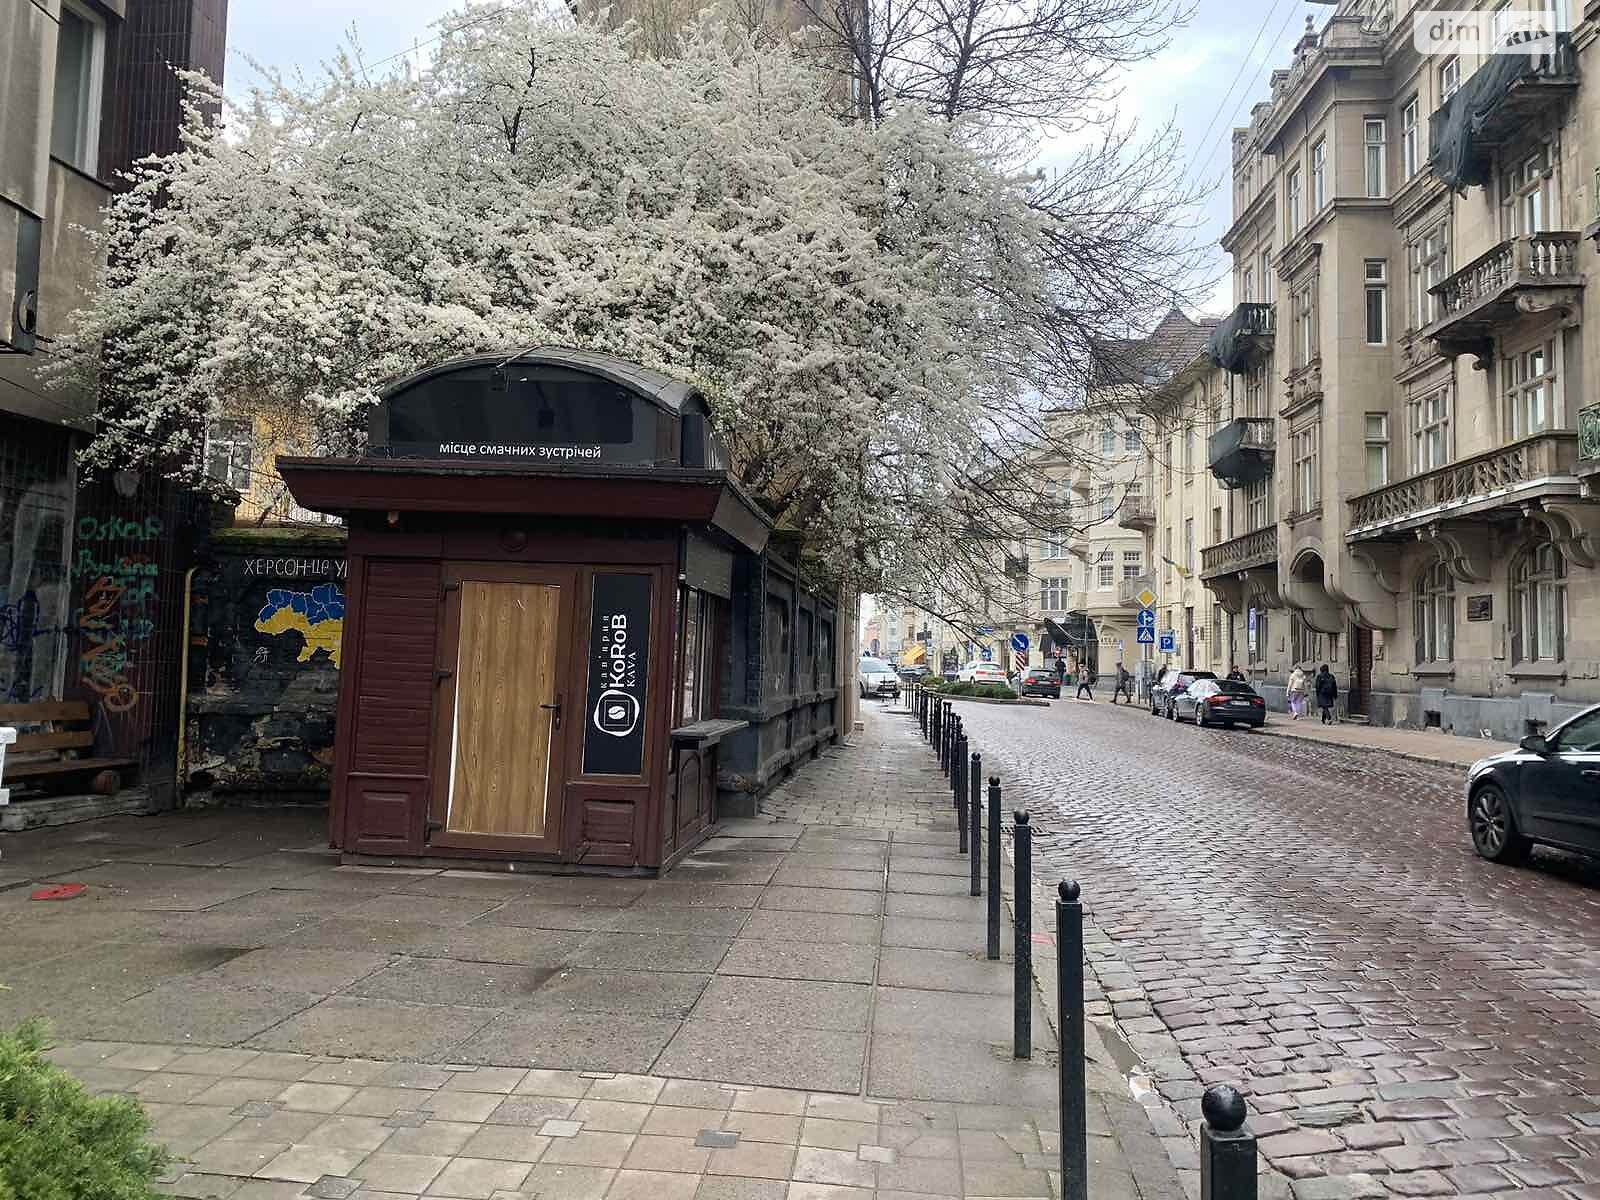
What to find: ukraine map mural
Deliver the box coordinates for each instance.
[254,583,345,668]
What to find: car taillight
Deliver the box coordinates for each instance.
[1206,695,1228,704]
[1251,697,1264,705]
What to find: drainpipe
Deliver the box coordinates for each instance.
[174,567,197,795]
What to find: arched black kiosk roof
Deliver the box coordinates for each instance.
[368,347,728,471]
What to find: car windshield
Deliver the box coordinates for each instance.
[1216,681,1256,695]
[860,658,889,673]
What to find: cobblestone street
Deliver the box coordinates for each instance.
[942,696,1600,1200]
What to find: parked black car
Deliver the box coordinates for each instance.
[1466,704,1600,864]
[1019,666,1061,699]
[1150,668,1217,718]
[1174,678,1266,728]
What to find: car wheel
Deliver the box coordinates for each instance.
[1194,705,1205,727]
[1469,784,1531,864]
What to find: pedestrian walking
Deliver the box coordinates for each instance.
[1054,656,1067,685]
[1287,664,1308,720]
[1111,663,1132,704]
[1226,663,1246,682]
[1076,667,1096,701]
[1315,663,1338,724]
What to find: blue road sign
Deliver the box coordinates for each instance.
[975,625,995,636]
[1136,626,1155,645]
[1136,608,1156,629]
[979,648,994,661]
[1010,632,1030,653]
[1158,631,1177,653]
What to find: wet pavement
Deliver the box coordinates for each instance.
[0,708,1183,1200]
[943,694,1600,1200]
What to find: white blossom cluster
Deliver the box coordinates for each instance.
[52,7,1078,587]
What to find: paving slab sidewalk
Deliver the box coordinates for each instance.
[0,706,1184,1199]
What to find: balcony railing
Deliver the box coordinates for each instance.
[1206,302,1276,375]
[1347,431,1578,534]
[1117,573,1157,608]
[1581,403,1600,462]
[1200,526,1278,580]
[1429,35,1578,191]
[1207,416,1275,489]
[1422,233,1583,365]
[1117,495,1156,531]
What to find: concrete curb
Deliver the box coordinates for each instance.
[936,694,1052,707]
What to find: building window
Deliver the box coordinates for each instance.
[205,419,254,492]
[1505,340,1558,439]
[1364,413,1389,488]
[1245,476,1272,530]
[1292,282,1317,367]
[1364,259,1387,345]
[1211,605,1224,656]
[1183,518,1195,572]
[1291,423,1320,514]
[1100,426,1117,456]
[51,2,106,175]
[1287,166,1303,234]
[1291,615,1325,666]
[1040,534,1066,560]
[1414,562,1455,665]
[1097,484,1115,521]
[1311,138,1327,211]
[1364,118,1387,198]
[1439,55,1460,100]
[1211,505,1223,544]
[1183,424,1195,474]
[1163,528,1172,580]
[1412,389,1451,471]
[1125,422,1142,451]
[1244,362,1266,418]
[1122,550,1142,581]
[1501,148,1553,238]
[1407,224,1448,330]
[1097,550,1114,590]
[1241,267,1254,302]
[1040,577,1070,613]
[1249,610,1269,665]
[1511,541,1567,663]
[1259,244,1274,301]
[1402,96,1419,178]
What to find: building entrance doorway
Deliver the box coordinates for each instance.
[1348,624,1374,718]
[430,566,578,855]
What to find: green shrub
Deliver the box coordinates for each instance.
[0,1021,169,1200]
[974,684,1017,699]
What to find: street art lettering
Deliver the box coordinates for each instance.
[76,575,141,713]
[243,557,348,579]
[254,583,345,668]
[76,515,163,542]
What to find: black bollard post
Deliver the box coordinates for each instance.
[956,742,969,855]
[1013,811,1032,1060]
[969,755,982,895]
[943,704,954,776]
[986,777,1002,960]
[954,729,966,815]
[1057,881,1087,1200]
[1200,1086,1256,1200]
[931,696,940,752]
[938,703,947,772]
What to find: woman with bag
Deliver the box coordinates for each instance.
[1286,665,1308,720]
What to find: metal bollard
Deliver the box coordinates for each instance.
[1057,881,1087,1200]
[1200,1086,1256,1200]
[938,703,948,771]
[954,729,966,815]
[956,743,969,854]
[986,776,1002,960]
[1013,811,1032,1060]
[969,755,982,895]
[943,704,954,775]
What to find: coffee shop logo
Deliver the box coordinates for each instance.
[592,613,641,738]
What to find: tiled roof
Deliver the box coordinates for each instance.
[1090,309,1222,389]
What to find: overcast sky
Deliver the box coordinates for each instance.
[224,0,1307,313]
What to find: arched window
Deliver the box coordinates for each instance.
[1511,541,1567,663]
[1414,562,1454,664]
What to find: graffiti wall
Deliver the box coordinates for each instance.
[186,531,347,801]
[0,423,75,704]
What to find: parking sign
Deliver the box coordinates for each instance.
[1158,631,1177,653]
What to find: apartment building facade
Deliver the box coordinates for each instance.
[1203,0,1600,737]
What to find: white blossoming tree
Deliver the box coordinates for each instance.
[53,2,1199,592]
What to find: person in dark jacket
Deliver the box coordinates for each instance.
[1076,666,1095,701]
[1314,664,1338,724]
[1055,656,1067,684]
[1111,663,1132,704]
[1226,664,1246,682]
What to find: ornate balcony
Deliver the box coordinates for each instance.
[1347,432,1582,538]
[1579,403,1600,462]
[1207,417,1275,489]
[1206,303,1275,375]
[1422,233,1583,367]
[1117,495,1156,531]
[1200,526,1278,581]
[1117,573,1157,609]
[1429,35,1578,191]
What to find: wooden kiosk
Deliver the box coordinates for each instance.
[279,349,773,871]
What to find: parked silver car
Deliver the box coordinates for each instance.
[857,656,901,699]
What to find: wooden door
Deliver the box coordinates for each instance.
[430,569,576,854]
[1349,625,1374,717]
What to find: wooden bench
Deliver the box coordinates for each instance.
[0,701,136,795]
